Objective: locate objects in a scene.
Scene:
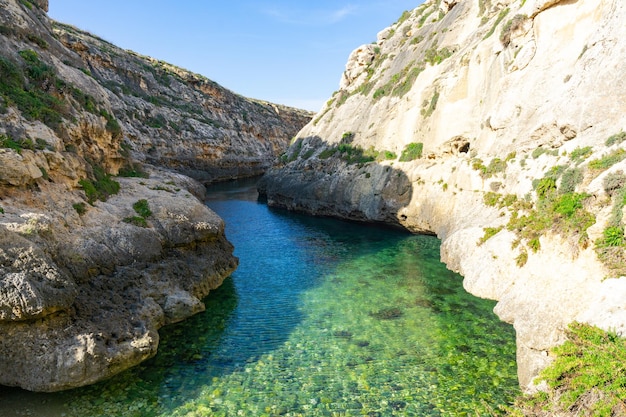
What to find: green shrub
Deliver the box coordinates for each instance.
[371,62,425,100]
[0,207,4,214]
[505,151,516,161]
[318,147,337,159]
[473,157,507,178]
[483,191,501,207]
[132,199,152,218]
[598,226,625,247]
[545,164,566,179]
[534,177,556,199]
[417,7,436,27]
[378,150,397,161]
[477,226,503,245]
[515,250,528,267]
[516,323,626,416]
[570,146,593,164]
[123,216,148,228]
[505,188,594,267]
[396,10,412,25]
[499,14,527,47]
[100,110,122,139]
[420,90,439,117]
[531,147,546,159]
[27,34,48,49]
[605,131,626,147]
[0,50,107,133]
[399,142,423,161]
[0,134,24,153]
[146,114,167,129]
[602,171,626,196]
[72,202,86,215]
[79,165,120,204]
[424,46,453,65]
[117,164,149,178]
[392,66,424,97]
[559,167,583,194]
[483,8,510,40]
[487,158,506,175]
[340,132,354,143]
[528,237,541,252]
[553,192,587,218]
[588,149,626,171]
[336,143,375,164]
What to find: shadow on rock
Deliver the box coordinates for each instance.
[258,135,413,228]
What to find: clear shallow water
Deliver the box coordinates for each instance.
[0,178,518,416]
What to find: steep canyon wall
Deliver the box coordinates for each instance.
[0,0,308,391]
[260,0,626,390]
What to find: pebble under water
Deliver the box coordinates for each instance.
[0,178,518,416]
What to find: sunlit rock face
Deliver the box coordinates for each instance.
[260,0,626,391]
[52,22,312,184]
[0,0,309,391]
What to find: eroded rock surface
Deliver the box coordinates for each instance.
[0,0,310,391]
[52,23,312,183]
[260,0,626,391]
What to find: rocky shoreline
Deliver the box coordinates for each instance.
[0,0,308,391]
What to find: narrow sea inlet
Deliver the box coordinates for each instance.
[0,179,518,416]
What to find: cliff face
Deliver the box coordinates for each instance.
[0,0,305,391]
[53,23,312,184]
[260,0,626,391]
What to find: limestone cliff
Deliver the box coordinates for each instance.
[0,0,305,391]
[52,23,312,184]
[259,0,626,391]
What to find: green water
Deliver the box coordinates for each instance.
[0,179,518,416]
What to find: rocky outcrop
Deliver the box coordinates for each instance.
[0,0,305,391]
[52,23,312,184]
[0,171,237,391]
[260,0,626,391]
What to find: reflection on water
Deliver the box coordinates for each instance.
[0,177,518,416]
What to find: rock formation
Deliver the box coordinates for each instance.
[260,0,626,391]
[52,23,312,184]
[0,0,307,391]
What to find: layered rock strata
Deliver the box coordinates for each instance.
[52,23,312,183]
[260,0,626,391]
[0,0,304,391]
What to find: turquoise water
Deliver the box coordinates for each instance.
[0,179,518,416]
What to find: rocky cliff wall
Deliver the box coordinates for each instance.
[52,22,312,183]
[0,0,305,391]
[260,0,626,391]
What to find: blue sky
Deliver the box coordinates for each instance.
[48,1,420,111]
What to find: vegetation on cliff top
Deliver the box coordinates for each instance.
[0,49,123,140]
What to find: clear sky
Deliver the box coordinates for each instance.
[48,1,421,112]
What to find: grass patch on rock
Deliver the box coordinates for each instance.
[399,142,423,162]
[79,165,120,205]
[595,171,626,276]
[511,322,626,417]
